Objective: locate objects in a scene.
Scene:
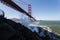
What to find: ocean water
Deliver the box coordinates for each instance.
[38,20,60,34]
[39,20,60,26]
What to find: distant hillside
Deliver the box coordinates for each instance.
[10,18,21,21]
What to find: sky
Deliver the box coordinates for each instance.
[0,0,60,20]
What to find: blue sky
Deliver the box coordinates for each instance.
[31,0,60,20]
[0,0,60,20]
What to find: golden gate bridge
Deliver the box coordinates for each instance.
[0,0,36,21]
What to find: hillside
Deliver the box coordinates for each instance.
[0,17,60,40]
[0,17,42,40]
